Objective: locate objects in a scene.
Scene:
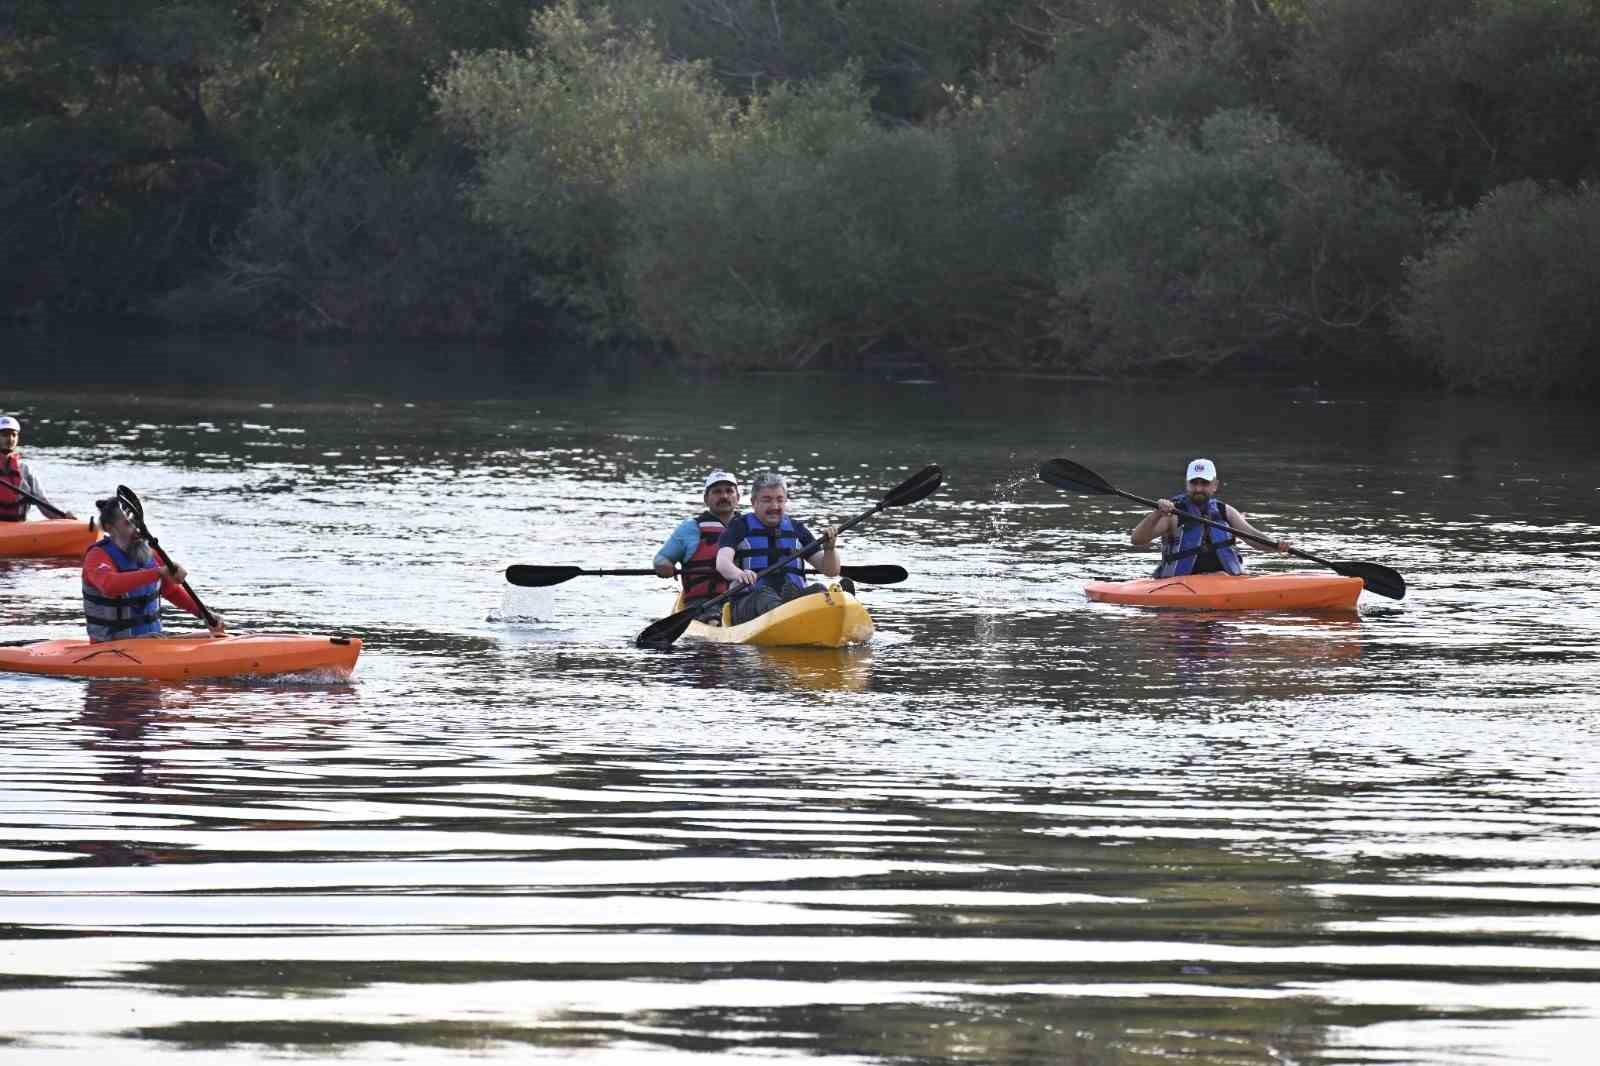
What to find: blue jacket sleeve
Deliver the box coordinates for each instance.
[654,517,701,566]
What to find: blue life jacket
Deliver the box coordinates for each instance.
[83,537,163,642]
[732,514,808,597]
[1157,495,1243,577]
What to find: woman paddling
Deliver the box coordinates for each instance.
[82,496,226,642]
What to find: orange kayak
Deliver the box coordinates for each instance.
[0,518,98,559]
[0,634,362,681]
[1084,572,1363,611]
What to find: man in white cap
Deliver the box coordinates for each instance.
[0,415,48,522]
[1131,458,1289,577]
[654,470,743,610]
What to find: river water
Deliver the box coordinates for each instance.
[4,337,1600,1064]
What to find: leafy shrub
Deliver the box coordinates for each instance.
[434,0,736,338]
[1051,108,1427,373]
[1278,0,1600,206]
[1397,179,1600,393]
[620,72,1047,366]
[156,138,527,338]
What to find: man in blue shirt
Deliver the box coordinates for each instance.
[715,471,842,626]
[654,470,743,610]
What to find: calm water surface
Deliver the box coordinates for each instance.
[4,338,1600,1064]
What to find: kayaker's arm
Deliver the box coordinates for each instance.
[1131,503,1175,547]
[158,573,227,635]
[812,526,841,577]
[1224,505,1290,554]
[653,518,696,578]
[716,545,756,586]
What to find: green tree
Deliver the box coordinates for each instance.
[1277,0,1600,206]
[623,72,1048,366]
[435,0,737,339]
[0,0,249,314]
[1397,180,1600,393]
[1052,108,1427,373]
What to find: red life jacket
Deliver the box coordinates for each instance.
[0,451,25,521]
[680,510,730,601]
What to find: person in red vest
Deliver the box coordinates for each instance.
[0,415,55,522]
[654,470,742,614]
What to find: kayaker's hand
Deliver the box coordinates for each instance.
[163,562,188,585]
[1155,499,1175,516]
[820,525,841,549]
[1276,540,1291,554]
[206,614,227,638]
[736,569,758,586]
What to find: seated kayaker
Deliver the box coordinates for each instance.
[0,415,69,521]
[1131,458,1291,577]
[715,471,846,626]
[654,469,743,618]
[82,496,226,642]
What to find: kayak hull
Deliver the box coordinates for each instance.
[0,518,98,559]
[681,585,875,647]
[1084,572,1363,611]
[0,634,362,681]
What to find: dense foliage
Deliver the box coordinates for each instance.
[4,0,1599,393]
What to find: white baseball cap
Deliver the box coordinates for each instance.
[0,416,19,432]
[1185,458,1217,482]
[703,470,737,491]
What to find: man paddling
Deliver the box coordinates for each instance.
[654,470,743,615]
[0,415,62,521]
[715,471,845,625]
[82,496,226,642]
[1131,458,1290,577]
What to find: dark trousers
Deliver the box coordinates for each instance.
[730,582,824,626]
[729,578,855,625]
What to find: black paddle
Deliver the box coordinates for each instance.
[0,476,76,521]
[507,563,909,587]
[1038,457,1406,600]
[635,464,943,648]
[115,485,223,629]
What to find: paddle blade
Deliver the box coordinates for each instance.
[882,465,943,509]
[839,564,908,585]
[1039,458,1116,495]
[115,484,143,519]
[1334,560,1407,601]
[635,605,698,649]
[506,564,583,587]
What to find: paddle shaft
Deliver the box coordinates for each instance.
[0,475,72,520]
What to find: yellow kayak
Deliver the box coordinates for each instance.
[678,584,874,647]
